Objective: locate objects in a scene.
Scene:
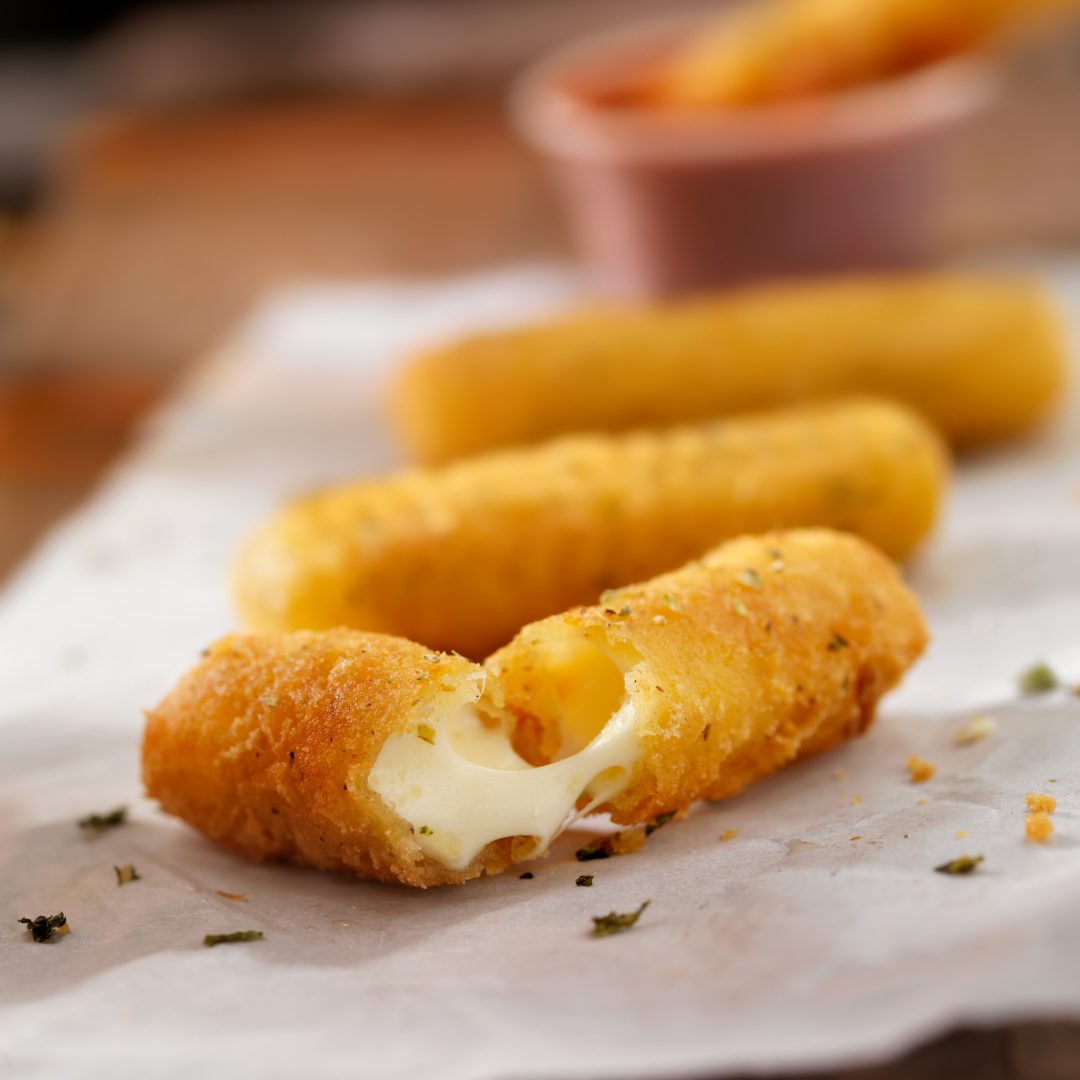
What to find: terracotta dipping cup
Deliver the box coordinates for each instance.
[512,17,994,299]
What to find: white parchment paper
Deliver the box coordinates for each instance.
[3,261,1080,1080]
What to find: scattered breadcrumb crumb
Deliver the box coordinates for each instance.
[721,829,738,842]
[956,830,968,838]
[907,756,936,783]
[851,795,862,805]
[1026,793,1057,814]
[1026,811,1054,843]
[216,891,247,900]
[956,714,996,746]
[919,798,928,805]
[609,829,648,856]
[834,769,846,782]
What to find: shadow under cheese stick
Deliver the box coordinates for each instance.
[392,274,1064,465]
[145,528,927,888]
[234,397,945,661]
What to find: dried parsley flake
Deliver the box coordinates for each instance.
[576,875,594,887]
[1019,663,1057,695]
[203,930,263,947]
[645,811,676,836]
[19,913,69,942]
[416,724,436,745]
[575,838,612,862]
[114,864,141,886]
[934,855,984,875]
[828,634,850,651]
[737,568,763,591]
[78,807,127,832]
[733,599,749,618]
[418,826,433,836]
[662,593,681,613]
[591,900,650,937]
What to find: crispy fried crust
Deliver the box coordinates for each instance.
[484,529,928,826]
[392,274,1064,464]
[141,630,518,887]
[234,398,946,659]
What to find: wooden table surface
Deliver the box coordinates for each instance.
[2,58,1080,1078]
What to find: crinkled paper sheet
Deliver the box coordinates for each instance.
[3,261,1080,1080]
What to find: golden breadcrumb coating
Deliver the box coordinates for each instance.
[235,398,945,659]
[484,529,927,825]
[142,631,509,887]
[391,275,1063,464]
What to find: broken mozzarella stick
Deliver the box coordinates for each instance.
[144,528,926,888]
[234,398,945,660]
[392,274,1064,464]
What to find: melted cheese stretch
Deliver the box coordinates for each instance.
[368,701,642,871]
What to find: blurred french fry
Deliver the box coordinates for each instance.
[642,0,1080,108]
[391,275,1064,465]
[234,398,946,659]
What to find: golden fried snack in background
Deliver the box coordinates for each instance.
[392,275,1064,465]
[146,529,927,888]
[235,398,946,659]
[640,0,1079,109]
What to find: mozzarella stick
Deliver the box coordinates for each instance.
[235,398,944,659]
[141,631,501,888]
[144,529,926,887]
[391,274,1064,464]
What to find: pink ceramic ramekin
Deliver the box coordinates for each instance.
[512,16,995,299]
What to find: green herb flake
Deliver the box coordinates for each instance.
[423,654,442,664]
[618,606,632,616]
[662,593,681,613]
[737,568,763,591]
[576,838,613,862]
[591,900,650,938]
[261,696,279,707]
[114,864,141,886]
[418,826,433,836]
[645,811,677,836]
[78,807,127,832]
[828,633,850,651]
[416,672,430,682]
[19,913,69,942]
[576,874,594,887]
[733,599,749,618]
[416,724,436,745]
[766,548,782,559]
[1019,663,1058,695]
[934,855,984,875]
[203,930,264,947]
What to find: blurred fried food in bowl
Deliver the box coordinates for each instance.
[512,0,1078,296]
